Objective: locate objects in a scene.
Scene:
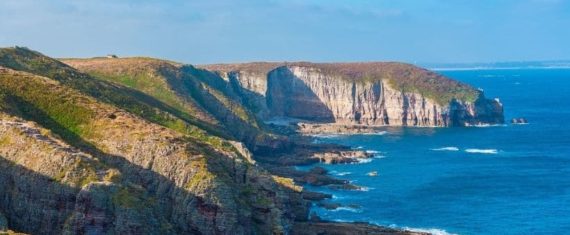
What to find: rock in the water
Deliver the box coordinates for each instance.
[308,166,328,175]
[302,191,333,201]
[367,171,378,177]
[511,117,528,124]
[292,221,429,235]
[328,184,365,191]
[317,202,342,210]
[312,150,373,164]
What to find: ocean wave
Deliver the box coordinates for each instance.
[312,134,341,138]
[354,146,364,149]
[373,155,387,159]
[401,226,458,235]
[361,131,388,135]
[431,147,460,151]
[465,148,498,154]
[334,171,352,176]
[355,158,373,164]
[332,206,362,213]
[512,122,529,125]
[365,150,381,154]
[357,186,373,192]
[465,123,507,128]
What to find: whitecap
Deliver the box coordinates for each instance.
[365,150,381,154]
[331,195,345,199]
[361,131,388,135]
[431,147,460,151]
[335,172,352,176]
[354,158,373,164]
[357,186,373,192]
[312,134,340,138]
[332,207,362,213]
[354,146,364,149]
[465,148,498,154]
[373,155,387,159]
[401,226,458,235]
[465,123,507,128]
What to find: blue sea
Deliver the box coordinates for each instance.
[303,68,570,235]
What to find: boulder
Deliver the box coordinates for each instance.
[511,117,528,124]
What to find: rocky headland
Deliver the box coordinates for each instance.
[0,47,505,234]
[203,62,504,129]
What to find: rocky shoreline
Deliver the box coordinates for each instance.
[293,221,429,235]
[297,122,391,135]
[256,129,424,234]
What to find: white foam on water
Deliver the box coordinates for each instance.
[335,171,352,176]
[332,207,362,213]
[402,227,458,235]
[365,150,381,154]
[465,123,507,128]
[361,131,388,135]
[384,224,457,235]
[355,158,373,164]
[354,146,364,149]
[357,186,373,192]
[373,155,387,159]
[311,134,341,138]
[431,147,460,151]
[465,148,498,154]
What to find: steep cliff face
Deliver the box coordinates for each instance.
[201,63,283,119]
[61,57,265,148]
[0,48,302,234]
[267,65,504,126]
[204,63,504,127]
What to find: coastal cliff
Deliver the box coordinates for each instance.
[0,46,504,234]
[0,48,300,234]
[204,62,504,127]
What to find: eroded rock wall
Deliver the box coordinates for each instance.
[265,66,503,127]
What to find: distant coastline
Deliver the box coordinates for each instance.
[424,60,570,71]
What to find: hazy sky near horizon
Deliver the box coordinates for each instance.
[1,0,569,64]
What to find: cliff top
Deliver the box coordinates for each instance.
[201,61,481,104]
[62,56,183,72]
[199,62,285,75]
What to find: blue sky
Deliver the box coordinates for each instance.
[1,0,569,64]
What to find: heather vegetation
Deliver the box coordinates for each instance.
[0,48,235,146]
[202,61,481,105]
[0,71,95,144]
[290,62,480,104]
[63,56,263,145]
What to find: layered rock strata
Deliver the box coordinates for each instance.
[204,63,504,127]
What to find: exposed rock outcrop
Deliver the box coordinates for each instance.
[292,222,429,235]
[0,54,300,234]
[1,47,509,235]
[511,117,528,124]
[266,65,503,127]
[203,62,504,127]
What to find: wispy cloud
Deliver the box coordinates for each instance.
[0,0,568,63]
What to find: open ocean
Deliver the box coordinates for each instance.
[302,68,570,235]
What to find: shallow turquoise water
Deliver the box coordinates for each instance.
[302,69,570,235]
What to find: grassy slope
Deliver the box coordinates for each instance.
[62,56,263,145]
[0,47,234,146]
[0,51,296,233]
